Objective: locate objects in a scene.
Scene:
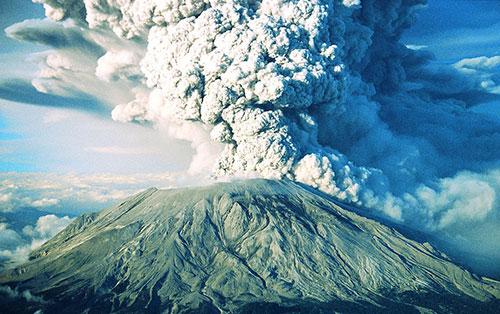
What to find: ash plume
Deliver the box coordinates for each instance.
[9,0,500,273]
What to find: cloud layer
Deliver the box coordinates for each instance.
[0,172,188,214]
[0,171,196,269]
[0,215,72,269]
[4,0,500,274]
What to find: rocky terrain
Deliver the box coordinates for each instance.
[1,179,499,313]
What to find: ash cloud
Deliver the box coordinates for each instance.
[0,79,106,113]
[5,18,145,108]
[6,18,103,54]
[9,0,500,274]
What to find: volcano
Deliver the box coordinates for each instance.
[1,179,499,313]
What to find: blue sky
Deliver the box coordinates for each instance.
[0,0,194,174]
[1,0,499,174]
[403,0,500,62]
[0,0,44,53]
[0,100,193,173]
[0,1,44,79]
[402,1,500,118]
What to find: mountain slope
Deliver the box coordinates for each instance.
[1,179,499,313]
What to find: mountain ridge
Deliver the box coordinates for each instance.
[1,179,499,313]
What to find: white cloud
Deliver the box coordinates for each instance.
[0,171,209,214]
[95,50,143,82]
[42,110,72,124]
[0,285,45,303]
[0,223,23,249]
[22,214,72,239]
[405,44,427,50]
[84,146,146,155]
[0,193,13,203]
[454,55,500,94]
[412,170,499,230]
[6,18,144,108]
[0,103,194,174]
[0,214,73,269]
[30,198,60,208]
[455,55,500,71]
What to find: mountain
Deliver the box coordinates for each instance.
[1,179,499,313]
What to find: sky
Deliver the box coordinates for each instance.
[402,0,500,118]
[0,0,499,277]
[0,0,498,175]
[404,1,500,63]
[0,0,193,175]
[0,0,497,175]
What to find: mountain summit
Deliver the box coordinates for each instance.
[1,179,499,313]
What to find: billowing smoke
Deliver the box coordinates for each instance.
[7,0,500,274]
